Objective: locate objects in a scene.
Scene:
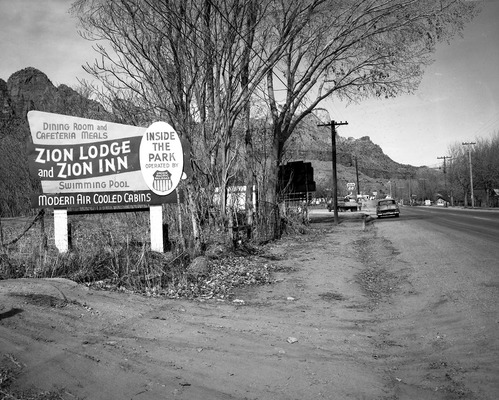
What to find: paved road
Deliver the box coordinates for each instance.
[309,204,499,397]
[370,205,499,398]
[396,205,499,243]
[372,205,499,291]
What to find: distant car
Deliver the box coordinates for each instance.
[376,199,400,219]
[327,197,359,212]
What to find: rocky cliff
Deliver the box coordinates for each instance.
[2,67,107,126]
[0,68,112,216]
[284,115,420,196]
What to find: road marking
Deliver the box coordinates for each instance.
[471,216,491,221]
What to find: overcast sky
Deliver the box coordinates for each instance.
[1,0,498,167]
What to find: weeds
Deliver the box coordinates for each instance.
[0,205,303,299]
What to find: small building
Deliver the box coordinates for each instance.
[213,185,257,211]
[435,195,449,207]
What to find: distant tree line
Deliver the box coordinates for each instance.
[447,133,499,207]
[381,133,499,207]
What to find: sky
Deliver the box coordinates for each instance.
[1,0,498,168]
[329,0,499,167]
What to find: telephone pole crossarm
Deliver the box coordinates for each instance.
[437,155,452,173]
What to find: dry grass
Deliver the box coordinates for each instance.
[0,208,192,290]
[0,205,301,299]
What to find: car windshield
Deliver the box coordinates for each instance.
[378,200,395,206]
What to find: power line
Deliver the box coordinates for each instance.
[470,110,499,138]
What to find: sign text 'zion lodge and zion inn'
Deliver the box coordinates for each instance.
[27,111,190,252]
[27,111,189,208]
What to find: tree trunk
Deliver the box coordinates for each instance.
[244,129,255,238]
[176,189,185,251]
[186,183,202,256]
[241,0,257,239]
[265,132,280,205]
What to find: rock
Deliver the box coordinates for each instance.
[4,67,108,122]
[204,243,229,259]
[7,67,57,117]
[0,79,14,120]
[286,337,298,344]
[186,256,210,279]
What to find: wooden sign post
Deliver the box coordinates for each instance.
[149,205,164,253]
[53,209,69,253]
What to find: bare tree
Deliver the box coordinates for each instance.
[473,134,499,206]
[448,142,470,206]
[449,133,499,207]
[72,0,207,253]
[259,0,479,203]
[72,0,263,247]
[71,0,322,245]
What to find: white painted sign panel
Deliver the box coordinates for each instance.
[27,111,189,208]
[140,121,184,196]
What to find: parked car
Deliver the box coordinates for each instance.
[327,197,360,212]
[376,199,400,218]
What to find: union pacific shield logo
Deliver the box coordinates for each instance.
[139,121,183,196]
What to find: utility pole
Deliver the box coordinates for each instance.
[318,120,348,225]
[354,156,360,197]
[462,142,476,208]
[449,158,454,206]
[409,176,412,205]
[437,155,452,207]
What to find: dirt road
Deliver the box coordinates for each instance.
[1,209,497,399]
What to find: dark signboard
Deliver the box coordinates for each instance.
[278,161,316,198]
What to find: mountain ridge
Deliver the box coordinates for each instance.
[285,116,420,196]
